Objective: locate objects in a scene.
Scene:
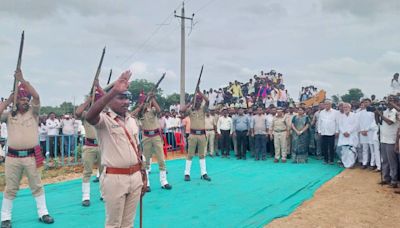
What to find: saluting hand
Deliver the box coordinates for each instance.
[112,70,132,94]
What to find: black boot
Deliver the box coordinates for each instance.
[1,220,11,228]
[161,184,172,190]
[82,200,90,207]
[39,215,54,224]
[201,174,211,181]
[184,175,191,181]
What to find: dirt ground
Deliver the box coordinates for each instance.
[267,168,400,228]
[0,152,187,191]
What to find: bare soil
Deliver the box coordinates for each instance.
[267,168,400,228]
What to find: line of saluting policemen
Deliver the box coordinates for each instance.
[0,68,211,228]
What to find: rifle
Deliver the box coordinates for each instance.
[90,47,106,105]
[12,31,25,113]
[139,73,166,117]
[192,65,204,108]
[107,69,112,85]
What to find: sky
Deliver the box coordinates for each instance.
[1,0,399,106]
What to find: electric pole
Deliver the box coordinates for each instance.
[175,2,194,108]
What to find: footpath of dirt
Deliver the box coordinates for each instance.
[267,168,400,228]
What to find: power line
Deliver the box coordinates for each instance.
[118,0,192,68]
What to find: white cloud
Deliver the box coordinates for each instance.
[0,0,399,105]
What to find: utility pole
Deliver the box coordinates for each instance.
[175,2,194,108]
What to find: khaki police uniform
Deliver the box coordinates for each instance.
[212,114,220,155]
[184,104,210,178]
[271,116,288,160]
[81,112,102,203]
[1,103,51,222]
[204,115,217,156]
[140,108,169,188]
[95,110,143,228]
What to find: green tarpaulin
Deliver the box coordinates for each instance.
[0,157,342,228]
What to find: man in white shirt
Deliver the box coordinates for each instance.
[1,122,7,139]
[217,109,233,158]
[61,114,76,155]
[358,100,376,169]
[318,100,339,164]
[164,111,177,149]
[378,96,399,188]
[337,103,359,162]
[46,112,60,157]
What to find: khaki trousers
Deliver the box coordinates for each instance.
[82,146,102,183]
[4,156,44,200]
[187,134,206,160]
[274,132,287,160]
[142,135,166,171]
[205,131,215,155]
[101,171,143,228]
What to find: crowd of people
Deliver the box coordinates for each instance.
[299,85,319,102]
[1,110,83,159]
[189,69,292,111]
[2,68,400,228]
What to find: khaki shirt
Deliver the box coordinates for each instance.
[140,109,160,130]
[186,104,207,130]
[82,111,97,140]
[205,115,216,130]
[272,116,288,132]
[7,103,40,150]
[94,110,139,168]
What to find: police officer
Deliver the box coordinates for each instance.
[86,70,145,228]
[75,79,104,207]
[180,89,211,182]
[0,69,54,228]
[133,92,172,192]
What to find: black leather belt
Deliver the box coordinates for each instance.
[190,129,206,135]
[7,148,35,157]
[143,129,161,137]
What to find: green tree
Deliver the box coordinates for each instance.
[341,88,364,103]
[331,94,340,104]
[128,79,162,102]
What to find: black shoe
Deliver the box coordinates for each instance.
[389,183,398,188]
[184,175,191,181]
[100,197,104,201]
[146,186,151,192]
[92,177,99,183]
[201,174,211,181]
[237,157,241,160]
[82,200,90,207]
[1,220,11,228]
[216,153,220,156]
[161,184,172,190]
[361,165,368,169]
[378,180,389,185]
[39,215,54,224]
[369,166,377,171]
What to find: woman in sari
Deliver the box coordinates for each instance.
[291,107,310,163]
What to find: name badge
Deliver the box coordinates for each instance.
[18,151,28,157]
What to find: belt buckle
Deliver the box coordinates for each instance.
[148,130,155,135]
[18,151,28,157]
[93,139,98,144]
[196,130,201,135]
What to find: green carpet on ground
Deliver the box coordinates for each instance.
[0,155,343,228]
